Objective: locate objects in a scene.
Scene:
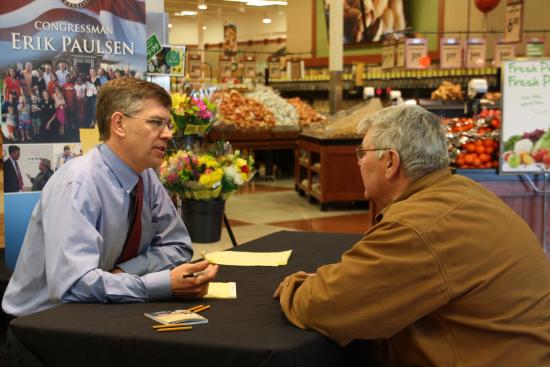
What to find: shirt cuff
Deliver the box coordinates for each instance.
[141,270,172,300]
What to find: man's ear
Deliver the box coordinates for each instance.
[385,149,401,179]
[111,112,125,138]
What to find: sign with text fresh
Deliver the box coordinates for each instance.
[500,59,550,173]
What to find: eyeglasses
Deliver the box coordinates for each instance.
[122,113,173,131]
[355,146,391,161]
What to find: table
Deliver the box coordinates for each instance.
[7,231,380,367]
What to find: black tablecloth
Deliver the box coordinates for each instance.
[7,231,381,367]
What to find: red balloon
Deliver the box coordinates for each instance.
[474,0,501,14]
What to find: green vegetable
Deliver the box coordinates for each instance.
[508,154,520,168]
[533,129,550,152]
[504,135,522,152]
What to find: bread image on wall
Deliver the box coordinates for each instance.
[324,0,406,44]
[363,0,405,42]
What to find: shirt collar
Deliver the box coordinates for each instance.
[98,143,140,192]
[375,167,452,223]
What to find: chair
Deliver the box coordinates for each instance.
[4,192,41,270]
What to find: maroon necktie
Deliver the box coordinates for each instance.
[118,176,143,263]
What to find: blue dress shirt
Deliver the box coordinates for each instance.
[2,144,193,316]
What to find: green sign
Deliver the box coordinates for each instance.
[526,42,544,57]
[146,34,162,62]
[166,50,180,67]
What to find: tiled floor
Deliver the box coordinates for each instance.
[191,179,371,259]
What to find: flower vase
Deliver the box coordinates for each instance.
[180,199,225,243]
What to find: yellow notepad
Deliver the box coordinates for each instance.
[204,282,237,299]
[204,250,292,266]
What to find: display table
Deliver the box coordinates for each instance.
[207,127,300,150]
[7,231,381,367]
[457,169,549,245]
[295,134,369,213]
[207,127,300,178]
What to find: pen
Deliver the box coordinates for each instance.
[187,304,205,312]
[152,323,191,330]
[155,326,192,332]
[192,305,211,313]
[182,270,210,278]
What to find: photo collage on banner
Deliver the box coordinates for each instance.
[0,0,146,248]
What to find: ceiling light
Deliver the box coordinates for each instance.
[198,2,207,10]
[262,15,272,24]
[202,25,207,30]
[175,10,198,16]
[168,23,173,28]
[224,0,287,6]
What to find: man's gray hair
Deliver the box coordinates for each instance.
[358,105,450,180]
[41,158,51,170]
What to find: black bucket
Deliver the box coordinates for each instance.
[180,199,225,243]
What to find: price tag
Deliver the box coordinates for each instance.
[405,38,427,69]
[382,45,395,69]
[504,1,523,43]
[395,42,405,68]
[466,39,486,68]
[494,43,515,67]
[440,39,463,69]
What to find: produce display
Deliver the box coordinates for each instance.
[431,81,464,101]
[302,98,384,139]
[246,86,299,127]
[211,89,276,129]
[447,108,501,169]
[502,128,550,170]
[286,97,327,127]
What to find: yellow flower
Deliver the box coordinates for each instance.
[198,168,223,188]
[198,155,220,168]
[235,158,247,167]
[171,93,189,113]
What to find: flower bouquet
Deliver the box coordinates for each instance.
[171,92,217,136]
[159,144,255,201]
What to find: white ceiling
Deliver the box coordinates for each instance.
[164,0,287,20]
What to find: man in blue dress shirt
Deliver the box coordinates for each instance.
[2,77,218,317]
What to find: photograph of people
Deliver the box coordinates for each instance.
[3,145,23,193]
[27,158,53,191]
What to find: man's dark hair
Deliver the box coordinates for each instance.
[9,145,20,154]
[96,77,171,141]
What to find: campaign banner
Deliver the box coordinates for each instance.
[0,0,145,250]
[1,0,146,139]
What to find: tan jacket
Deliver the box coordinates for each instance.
[279,168,550,366]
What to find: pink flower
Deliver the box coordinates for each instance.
[167,172,177,184]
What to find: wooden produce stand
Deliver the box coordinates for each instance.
[207,127,300,177]
[295,134,368,212]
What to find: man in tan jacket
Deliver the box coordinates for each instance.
[274,105,550,366]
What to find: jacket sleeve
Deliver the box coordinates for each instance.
[279,221,450,346]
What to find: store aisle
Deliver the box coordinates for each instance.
[192,179,370,259]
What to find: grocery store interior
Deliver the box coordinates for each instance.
[1,0,550,363]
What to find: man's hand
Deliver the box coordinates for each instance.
[170,260,219,299]
[273,271,314,299]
